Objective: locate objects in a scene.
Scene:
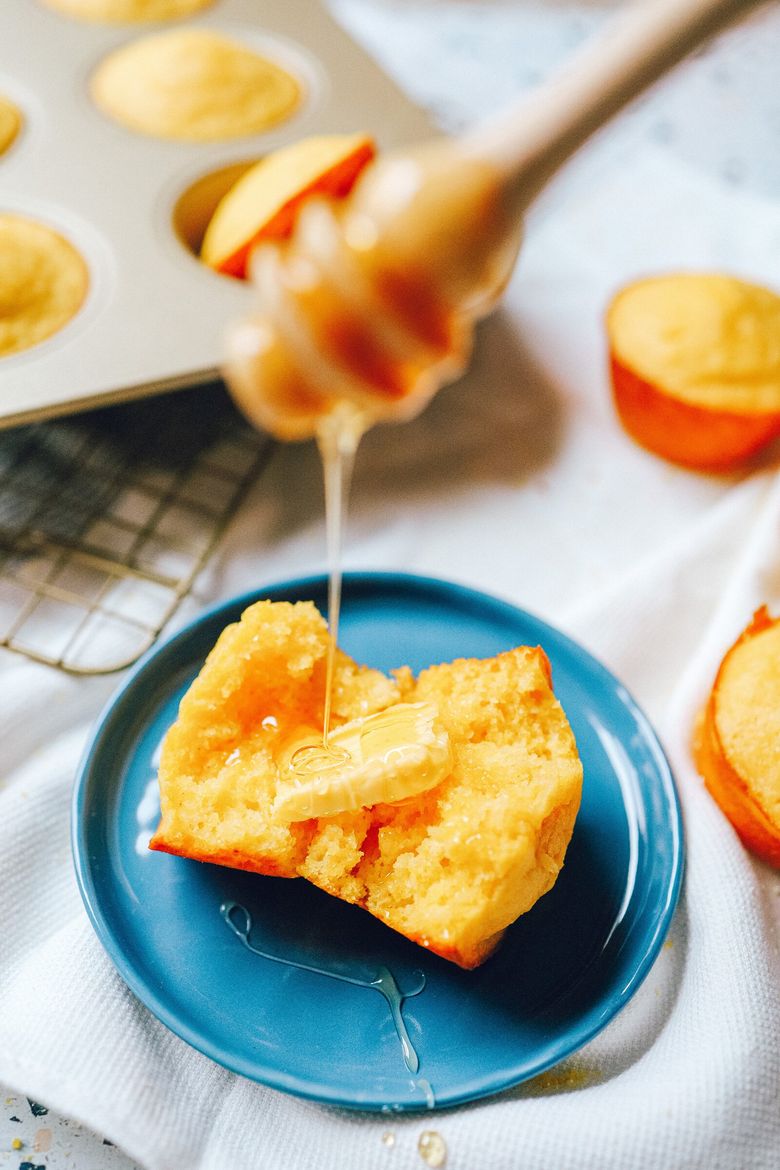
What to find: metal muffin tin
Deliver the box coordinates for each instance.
[0,0,433,428]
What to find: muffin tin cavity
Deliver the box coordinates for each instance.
[172,160,255,263]
[40,0,214,24]
[90,27,303,142]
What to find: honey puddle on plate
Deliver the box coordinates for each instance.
[221,900,433,1104]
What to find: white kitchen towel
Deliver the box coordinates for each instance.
[1,145,780,1170]
[1,459,778,1170]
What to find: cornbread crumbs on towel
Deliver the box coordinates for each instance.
[90,29,302,141]
[151,599,583,969]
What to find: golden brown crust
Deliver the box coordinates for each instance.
[610,356,780,471]
[148,836,294,878]
[694,607,780,867]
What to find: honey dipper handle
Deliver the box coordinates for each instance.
[466,0,766,207]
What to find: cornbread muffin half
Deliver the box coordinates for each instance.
[695,607,780,867]
[91,29,301,142]
[0,214,89,357]
[151,600,583,968]
[200,134,376,279]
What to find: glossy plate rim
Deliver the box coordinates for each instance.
[72,571,684,1110]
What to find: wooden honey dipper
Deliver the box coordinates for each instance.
[225,0,767,441]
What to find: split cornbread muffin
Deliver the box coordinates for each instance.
[150,600,583,968]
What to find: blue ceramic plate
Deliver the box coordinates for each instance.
[73,573,683,1111]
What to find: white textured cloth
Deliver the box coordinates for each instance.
[2,15,780,1168]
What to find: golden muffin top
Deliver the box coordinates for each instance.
[0,214,89,358]
[608,273,780,413]
[91,28,302,141]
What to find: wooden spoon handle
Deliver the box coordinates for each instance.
[465,0,768,210]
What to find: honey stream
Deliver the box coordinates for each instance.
[317,403,365,751]
[290,402,365,774]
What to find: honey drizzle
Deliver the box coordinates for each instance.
[270,409,440,1108]
[291,402,366,775]
[221,901,425,1075]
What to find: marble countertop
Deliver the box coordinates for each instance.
[2,2,779,1167]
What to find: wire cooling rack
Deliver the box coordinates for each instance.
[0,383,273,674]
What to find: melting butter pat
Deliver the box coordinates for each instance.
[274,702,452,822]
